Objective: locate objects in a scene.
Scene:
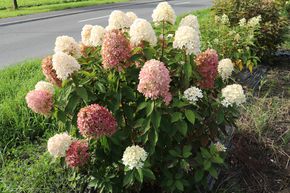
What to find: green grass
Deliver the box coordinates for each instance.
[0,0,127,18]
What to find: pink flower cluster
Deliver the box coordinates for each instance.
[25,90,53,116]
[137,59,172,105]
[195,49,219,89]
[77,104,117,139]
[42,56,62,87]
[101,29,131,70]
[65,140,89,168]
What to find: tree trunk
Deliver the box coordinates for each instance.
[12,0,18,10]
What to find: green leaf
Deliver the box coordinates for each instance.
[216,110,224,124]
[203,160,212,170]
[56,110,66,122]
[178,121,188,136]
[123,171,134,186]
[212,156,224,164]
[136,102,147,112]
[208,167,218,179]
[149,129,158,153]
[135,168,143,183]
[194,170,204,182]
[171,112,182,123]
[200,147,211,159]
[169,149,180,157]
[146,101,154,116]
[151,110,161,129]
[65,95,80,113]
[175,180,184,191]
[76,87,88,102]
[183,145,192,158]
[185,110,195,125]
[143,168,156,180]
[142,117,151,134]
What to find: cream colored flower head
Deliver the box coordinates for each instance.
[107,10,131,30]
[184,86,203,105]
[179,14,200,33]
[52,52,81,80]
[218,58,234,81]
[81,24,93,46]
[90,25,105,46]
[239,18,247,27]
[47,132,73,158]
[35,81,54,94]
[129,18,157,46]
[247,15,261,28]
[173,26,200,55]
[54,35,81,58]
[215,142,227,152]
[126,11,138,25]
[122,145,148,170]
[152,2,176,24]
[221,84,246,107]
[221,14,230,25]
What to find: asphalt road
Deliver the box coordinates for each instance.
[0,0,211,68]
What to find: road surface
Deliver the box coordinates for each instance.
[0,0,211,68]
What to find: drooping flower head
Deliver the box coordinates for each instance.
[184,86,203,105]
[152,2,176,24]
[42,56,62,87]
[35,80,54,94]
[90,25,105,47]
[65,140,89,168]
[47,132,73,158]
[122,145,148,170]
[179,14,200,34]
[107,10,131,30]
[54,35,81,58]
[195,49,219,89]
[77,104,117,139]
[173,26,200,55]
[81,24,93,46]
[26,90,53,116]
[137,59,172,105]
[221,84,246,107]
[52,52,81,80]
[101,29,131,70]
[129,18,157,46]
[218,58,234,81]
[126,11,138,25]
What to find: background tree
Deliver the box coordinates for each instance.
[12,0,18,10]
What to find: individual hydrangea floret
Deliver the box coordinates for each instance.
[65,140,89,168]
[152,2,176,24]
[195,49,219,89]
[221,84,246,107]
[81,24,93,46]
[122,145,148,170]
[126,11,138,25]
[42,56,62,87]
[77,104,117,139]
[173,26,200,55]
[90,25,105,47]
[54,35,81,58]
[26,90,53,116]
[35,80,54,94]
[101,29,131,70]
[137,59,172,105]
[47,132,73,158]
[52,52,80,80]
[184,86,203,104]
[179,14,200,34]
[107,10,131,30]
[214,142,227,152]
[218,58,234,81]
[129,18,157,46]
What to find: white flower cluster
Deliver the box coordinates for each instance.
[129,18,157,46]
[35,81,55,94]
[47,132,73,158]
[54,35,81,58]
[173,26,200,55]
[52,52,80,80]
[179,14,200,35]
[107,10,131,30]
[184,86,203,104]
[122,145,148,170]
[221,14,230,25]
[126,11,138,24]
[247,15,261,28]
[152,2,176,24]
[81,24,93,46]
[221,84,246,107]
[239,18,247,27]
[81,24,105,47]
[214,142,227,152]
[218,58,234,81]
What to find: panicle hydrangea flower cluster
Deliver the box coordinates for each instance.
[122,145,148,170]
[101,29,131,70]
[221,84,246,107]
[173,26,200,55]
[26,90,53,116]
[239,18,247,27]
[107,10,131,30]
[90,25,105,47]
[179,14,200,35]
[137,59,172,105]
[65,140,90,168]
[126,11,138,25]
[54,35,81,58]
[195,49,219,89]
[52,52,80,80]
[35,80,54,94]
[129,18,157,46]
[214,142,227,152]
[152,2,176,24]
[218,58,234,81]
[42,56,62,87]
[221,14,230,25]
[81,24,93,46]
[184,86,203,105]
[77,104,117,139]
[247,15,262,28]
[47,132,73,158]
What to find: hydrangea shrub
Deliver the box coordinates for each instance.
[26,2,246,192]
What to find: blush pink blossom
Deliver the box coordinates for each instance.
[41,56,62,87]
[25,90,53,116]
[101,29,131,70]
[195,49,219,89]
[65,140,89,168]
[137,59,172,105]
[77,104,117,139]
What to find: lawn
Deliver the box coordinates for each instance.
[0,0,128,18]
